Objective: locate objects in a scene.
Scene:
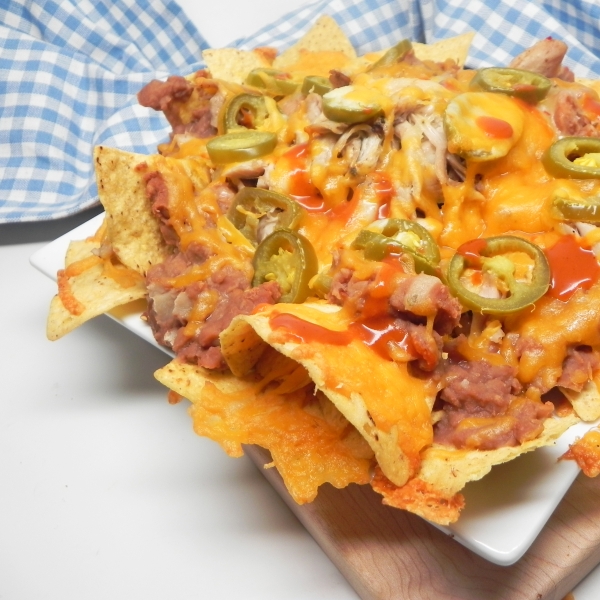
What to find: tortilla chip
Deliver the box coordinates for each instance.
[373,414,579,524]
[412,32,474,68]
[347,32,474,75]
[560,378,600,422]
[203,48,272,85]
[220,302,437,489]
[154,356,373,503]
[47,237,146,341]
[218,317,268,378]
[274,15,356,70]
[95,146,171,275]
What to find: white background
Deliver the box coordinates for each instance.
[2,0,600,598]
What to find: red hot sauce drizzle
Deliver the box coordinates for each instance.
[285,145,390,225]
[545,235,600,301]
[269,313,351,346]
[269,313,415,362]
[456,238,487,267]
[475,116,513,139]
[282,144,324,210]
[353,315,414,360]
[371,171,394,219]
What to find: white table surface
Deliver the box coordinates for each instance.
[2,1,600,598]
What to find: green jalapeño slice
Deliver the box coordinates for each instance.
[245,68,299,96]
[368,39,413,71]
[542,137,600,179]
[222,93,269,133]
[252,229,318,303]
[301,75,333,96]
[553,195,600,223]
[351,218,440,275]
[322,86,384,124]
[447,235,550,315]
[470,68,552,104]
[227,188,304,245]
[206,131,277,164]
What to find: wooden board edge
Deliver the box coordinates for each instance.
[245,445,600,600]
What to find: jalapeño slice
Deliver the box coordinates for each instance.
[245,68,298,95]
[542,137,600,179]
[222,93,269,133]
[301,75,333,96]
[206,131,277,164]
[447,235,550,315]
[227,188,304,245]
[351,218,440,275]
[553,195,600,223]
[252,229,318,303]
[470,67,551,103]
[368,39,413,71]
[322,86,384,124]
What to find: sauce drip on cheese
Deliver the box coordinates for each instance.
[456,238,487,266]
[270,313,351,346]
[545,235,600,301]
[476,115,514,139]
[372,171,394,219]
[270,312,414,362]
[283,143,320,198]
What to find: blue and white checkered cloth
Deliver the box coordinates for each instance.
[3,0,600,223]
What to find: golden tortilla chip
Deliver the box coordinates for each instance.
[412,32,474,67]
[203,48,272,85]
[95,146,171,275]
[218,316,267,378]
[274,15,356,70]
[373,414,578,524]
[154,355,373,503]
[47,236,146,341]
[220,302,437,489]
[560,377,600,422]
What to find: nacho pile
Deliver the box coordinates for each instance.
[48,17,600,525]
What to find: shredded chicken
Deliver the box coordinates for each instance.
[333,124,383,176]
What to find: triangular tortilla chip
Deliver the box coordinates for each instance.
[219,302,583,524]
[203,48,272,85]
[560,377,600,422]
[95,146,171,275]
[47,236,146,340]
[274,15,356,70]
[412,32,474,68]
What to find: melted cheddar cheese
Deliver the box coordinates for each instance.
[150,43,600,476]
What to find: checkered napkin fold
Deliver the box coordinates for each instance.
[3,0,600,223]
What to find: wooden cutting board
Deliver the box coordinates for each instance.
[246,446,600,600]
